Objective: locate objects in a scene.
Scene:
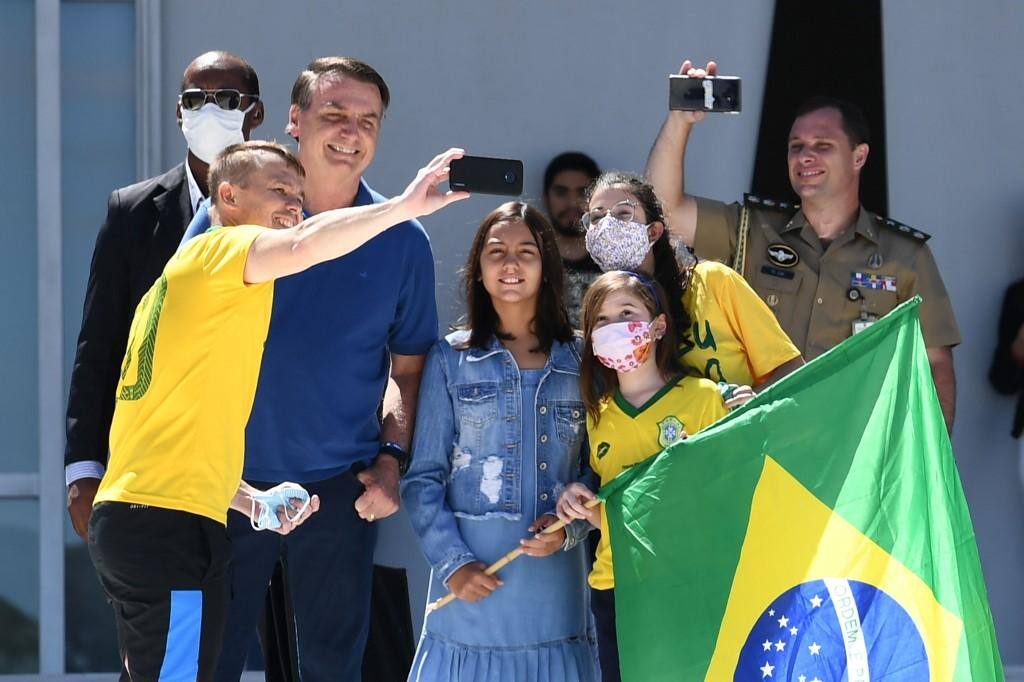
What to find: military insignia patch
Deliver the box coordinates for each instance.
[766,243,799,268]
[851,272,897,292]
[657,416,685,449]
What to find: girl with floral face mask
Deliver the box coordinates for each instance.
[581,172,805,391]
[555,270,753,682]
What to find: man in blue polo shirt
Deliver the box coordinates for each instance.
[182,57,435,682]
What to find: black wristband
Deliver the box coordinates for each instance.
[378,441,410,476]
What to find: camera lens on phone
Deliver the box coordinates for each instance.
[504,170,517,184]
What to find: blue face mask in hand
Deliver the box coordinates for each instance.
[250,484,311,531]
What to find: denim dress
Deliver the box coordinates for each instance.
[401,331,598,682]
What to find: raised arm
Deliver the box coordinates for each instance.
[243,148,468,284]
[644,60,716,247]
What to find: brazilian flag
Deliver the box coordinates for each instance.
[599,299,1002,680]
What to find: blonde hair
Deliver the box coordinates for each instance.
[208,141,304,206]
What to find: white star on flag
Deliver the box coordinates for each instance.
[774,640,785,652]
[798,676,806,682]
[768,609,775,616]
[789,626,798,636]
[808,642,822,656]
[809,595,823,608]
[777,615,789,628]
[811,678,822,682]
[760,662,775,678]
[762,639,772,652]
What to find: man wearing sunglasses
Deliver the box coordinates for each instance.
[66,51,264,541]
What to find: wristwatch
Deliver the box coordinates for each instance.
[379,441,410,476]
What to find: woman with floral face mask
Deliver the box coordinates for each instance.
[583,172,804,389]
[555,270,752,681]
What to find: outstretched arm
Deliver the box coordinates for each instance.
[243,148,469,284]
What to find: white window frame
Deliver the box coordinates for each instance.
[0,0,157,676]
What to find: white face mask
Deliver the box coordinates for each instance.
[591,320,656,373]
[180,102,250,164]
[585,215,653,272]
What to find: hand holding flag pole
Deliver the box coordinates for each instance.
[425,498,602,613]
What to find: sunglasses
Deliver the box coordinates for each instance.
[179,88,259,112]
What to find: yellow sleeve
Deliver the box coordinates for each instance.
[179,225,268,291]
[706,263,802,383]
[692,197,741,264]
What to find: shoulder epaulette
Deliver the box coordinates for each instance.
[872,214,930,242]
[744,193,799,212]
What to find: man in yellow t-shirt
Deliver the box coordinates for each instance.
[87,141,469,682]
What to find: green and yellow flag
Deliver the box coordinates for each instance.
[599,299,1002,681]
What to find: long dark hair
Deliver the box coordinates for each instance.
[579,271,682,423]
[584,171,693,346]
[462,201,574,353]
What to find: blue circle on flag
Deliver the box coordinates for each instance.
[734,579,928,681]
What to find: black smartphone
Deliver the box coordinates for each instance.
[449,156,524,196]
[669,75,742,113]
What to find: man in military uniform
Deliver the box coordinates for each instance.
[645,60,959,431]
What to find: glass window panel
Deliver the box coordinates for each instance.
[0,499,40,673]
[61,1,136,672]
[0,0,39,473]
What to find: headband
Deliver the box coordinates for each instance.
[623,271,662,312]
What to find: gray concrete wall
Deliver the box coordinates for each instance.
[154,0,1024,661]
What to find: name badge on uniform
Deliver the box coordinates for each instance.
[851,272,897,292]
[852,312,879,335]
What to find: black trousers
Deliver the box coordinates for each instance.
[215,469,377,682]
[591,587,621,682]
[88,502,232,682]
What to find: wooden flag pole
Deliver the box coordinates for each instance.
[425,498,601,613]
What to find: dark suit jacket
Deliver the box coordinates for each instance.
[65,163,193,468]
[989,278,1024,437]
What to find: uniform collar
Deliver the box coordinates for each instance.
[782,206,879,245]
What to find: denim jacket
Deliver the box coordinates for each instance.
[401,330,591,585]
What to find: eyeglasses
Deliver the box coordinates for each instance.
[581,200,638,229]
[179,88,259,112]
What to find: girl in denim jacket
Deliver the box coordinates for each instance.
[402,202,598,681]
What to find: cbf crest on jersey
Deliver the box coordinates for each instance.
[657,415,685,449]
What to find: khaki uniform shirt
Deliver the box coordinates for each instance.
[692,195,960,360]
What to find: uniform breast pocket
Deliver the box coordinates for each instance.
[754,267,804,331]
[855,288,898,317]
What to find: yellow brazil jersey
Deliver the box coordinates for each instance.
[587,375,728,590]
[96,225,273,524]
[680,260,801,386]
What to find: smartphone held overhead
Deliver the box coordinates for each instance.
[449,155,524,196]
[669,75,741,113]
